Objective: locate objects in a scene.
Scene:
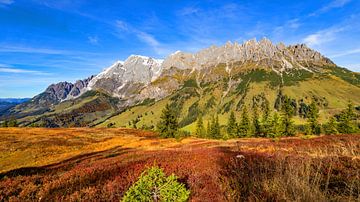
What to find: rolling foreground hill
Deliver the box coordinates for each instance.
[0,128,359,201]
[1,38,360,131]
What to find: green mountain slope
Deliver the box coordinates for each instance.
[19,91,120,127]
[97,68,360,133]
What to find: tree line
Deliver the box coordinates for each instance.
[157,100,359,139]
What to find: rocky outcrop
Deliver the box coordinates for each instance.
[44,76,94,102]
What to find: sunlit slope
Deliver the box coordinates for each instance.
[21,91,120,127]
[97,70,360,132]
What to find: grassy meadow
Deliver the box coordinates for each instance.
[0,128,359,201]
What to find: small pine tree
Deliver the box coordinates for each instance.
[306,102,321,135]
[252,107,261,137]
[206,120,211,139]
[157,104,178,138]
[337,102,357,134]
[263,99,270,122]
[122,166,190,202]
[268,112,282,138]
[208,115,221,139]
[324,116,338,135]
[213,115,221,139]
[237,106,251,137]
[195,115,206,138]
[260,100,271,137]
[281,98,295,136]
[227,112,237,138]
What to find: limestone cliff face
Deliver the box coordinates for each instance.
[162,38,334,73]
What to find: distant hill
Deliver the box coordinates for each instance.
[0,98,30,113]
[1,38,359,130]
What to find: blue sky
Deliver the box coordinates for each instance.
[0,0,360,98]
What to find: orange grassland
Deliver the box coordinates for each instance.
[0,128,359,201]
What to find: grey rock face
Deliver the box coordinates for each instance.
[162,38,334,72]
[88,55,163,98]
[45,76,94,101]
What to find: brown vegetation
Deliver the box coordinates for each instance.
[0,128,359,201]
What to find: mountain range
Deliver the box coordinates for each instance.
[1,38,359,130]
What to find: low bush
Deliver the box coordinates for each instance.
[122,166,190,202]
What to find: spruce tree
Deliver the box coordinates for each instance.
[214,115,221,139]
[195,115,206,138]
[281,97,295,136]
[263,98,270,122]
[206,120,211,139]
[269,112,282,138]
[324,116,338,135]
[337,102,357,134]
[157,104,178,138]
[209,115,221,139]
[237,106,251,137]
[252,107,261,137]
[306,102,320,135]
[227,111,237,138]
[261,99,271,137]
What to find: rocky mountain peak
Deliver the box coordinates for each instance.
[87,55,164,98]
[162,38,334,72]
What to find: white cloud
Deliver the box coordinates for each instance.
[136,32,159,48]
[115,20,129,31]
[0,0,14,5]
[288,19,301,29]
[114,20,171,56]
[0,44,100,56]
[303,27,345,47]
[0,66,50,75]
[310,0,352,16]
[88,36,98,45]
[273,18,301,37]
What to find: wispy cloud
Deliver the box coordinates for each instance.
[0,0,14,5]
[310,0,352,16]
[115,20,171,56]
[0,44,102,56]
[88,36,99,45]
[0,65,50,75]
[273,18,301,37]
[303,27,345,47]
[115,20,128,31]
[175,3,249,49]
[0,45,66,54]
